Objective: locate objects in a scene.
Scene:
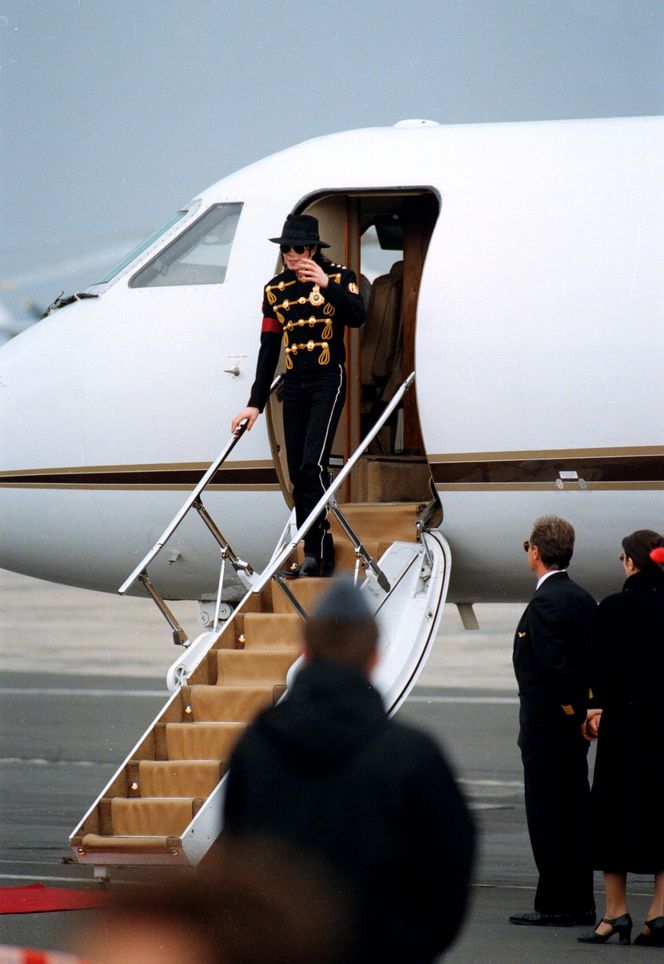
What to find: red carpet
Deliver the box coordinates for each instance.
[0,883,113,915]
[0,947,84,963]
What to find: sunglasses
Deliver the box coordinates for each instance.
[280,244,308,254]
[523,540,530,552]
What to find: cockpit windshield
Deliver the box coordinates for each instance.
[95,210,188,285]
[130,203,243,288]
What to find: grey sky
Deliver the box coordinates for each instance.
[1,0,662,316]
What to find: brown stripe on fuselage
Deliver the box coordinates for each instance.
[430,451,664,486]
[0,462,280,489]
[1,449,662,491]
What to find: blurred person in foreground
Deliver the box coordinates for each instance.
[510,516,597,927]
[577,530,664,947]
[77,836,349,964]
[223,577,475,964]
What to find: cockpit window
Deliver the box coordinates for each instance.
[130,203,243,288]
[95,210,187,285]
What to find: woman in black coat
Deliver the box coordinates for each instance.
[578,529,664,947]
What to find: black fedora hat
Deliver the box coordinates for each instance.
[269,213,330,248]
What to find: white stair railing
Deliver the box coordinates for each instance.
[117,372,416,642]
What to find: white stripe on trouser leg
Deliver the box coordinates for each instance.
[314,364,344,559]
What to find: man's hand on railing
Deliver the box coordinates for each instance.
[231,407,260,434]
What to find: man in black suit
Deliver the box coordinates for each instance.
[510,515,597,927]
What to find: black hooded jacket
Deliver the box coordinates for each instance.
[223,660,475,964]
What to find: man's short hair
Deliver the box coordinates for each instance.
[303,578,378,672]
[530,515,575,569]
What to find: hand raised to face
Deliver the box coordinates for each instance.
[295,258,328,287]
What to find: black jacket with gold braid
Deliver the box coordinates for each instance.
[248,255,365,411]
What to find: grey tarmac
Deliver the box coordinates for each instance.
[0,571,658,961]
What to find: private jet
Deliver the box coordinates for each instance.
[0,116,661,872]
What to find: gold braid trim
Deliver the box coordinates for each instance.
[266,279,296,295]
[321,319,333,340]
[273,286,326,313]
[265,279,297,305]
[284,340,330,366]
[283,316,332,333]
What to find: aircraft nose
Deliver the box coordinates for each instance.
[0,306,88,477]
[0,292,282,597]
[0,302,116,586]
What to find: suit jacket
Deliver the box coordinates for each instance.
[513,571,596,724]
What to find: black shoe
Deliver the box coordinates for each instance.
[281,560,303,580]
[281,554,325,579]
[578,913,632,945]
[510,910,596,927]
[634,916,664,946]
[298,555,322,577]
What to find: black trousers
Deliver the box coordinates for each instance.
[282,365,346,559]
[518,695,595,915]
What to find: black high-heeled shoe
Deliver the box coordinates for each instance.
[578,913,632,945]
[634,916,664,946]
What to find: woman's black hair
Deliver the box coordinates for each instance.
[622,529,664,572]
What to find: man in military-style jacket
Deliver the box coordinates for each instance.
[510,515,597,929]
[232,214,365,576]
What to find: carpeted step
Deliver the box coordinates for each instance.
[78,833,182,855]
[240,612,302,648]
[184,683,276,722]
[215,649,295,685]
[136,760,225,798]
[278,502,418,586]
[330,502,419,543]
[291,539,387,573]
[110,796,204,836]
[162,721,246,761]
[269,577,333,615]
[330,539,391,571]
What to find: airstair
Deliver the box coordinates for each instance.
[69,374,452,875]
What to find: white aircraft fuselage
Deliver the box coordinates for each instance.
[1,116,662,606]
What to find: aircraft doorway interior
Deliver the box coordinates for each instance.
[266,189,440,511]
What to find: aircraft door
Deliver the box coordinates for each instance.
[265,190,439,509]
[264,195,361,507]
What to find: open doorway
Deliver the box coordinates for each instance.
[266,189,439,508]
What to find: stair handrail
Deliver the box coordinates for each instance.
[117,370,413,645]
[118,377,282,597]
[250,371,416,598]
